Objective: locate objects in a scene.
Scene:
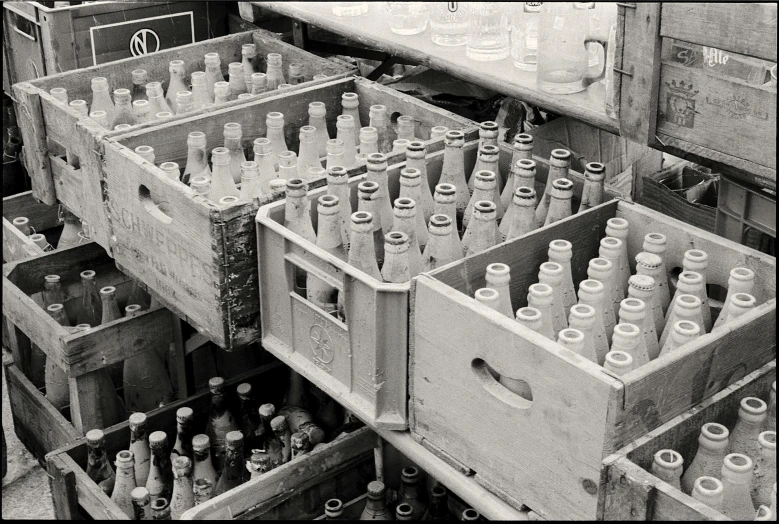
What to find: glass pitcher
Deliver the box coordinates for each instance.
[537,2,608,95]
[510,2,542,71]
[428,2,469,47]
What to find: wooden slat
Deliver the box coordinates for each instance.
[46,453,82,520]
[13,82,57,205]
[660,3,777,62]
[60,454,130,520]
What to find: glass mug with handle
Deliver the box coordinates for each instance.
[537,2,608,95]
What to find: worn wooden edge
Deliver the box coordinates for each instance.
[45,452,82,520]
[2,216,45,262]
[12,81,57,205]
[59,453,131,520]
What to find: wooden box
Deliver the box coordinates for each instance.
[2,241,186,458]
[12,28,354,252]
[101,76,473,350]
[411,199,776,520]
[600,360,776,520]
[2,1,227,87]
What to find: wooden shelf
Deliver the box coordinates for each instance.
[253,1,619,134]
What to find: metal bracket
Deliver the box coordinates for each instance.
[613,66,633,77]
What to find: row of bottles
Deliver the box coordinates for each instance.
[10,205,89,252]
[130,93,427,206]
[649,384,775,520]
[51,48,326,131]
[472,220,764,376]
[85,368,346,519]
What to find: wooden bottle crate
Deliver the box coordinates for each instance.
[2,242,187,460]
[256,116,657,431]
[12,28,355,252]
[101,76,473,350]
[715,175,776,254]
[410,199,776,520]
[600,360,775,520]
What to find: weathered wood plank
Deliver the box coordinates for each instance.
[12,82,57,205]
[46,453,82,520]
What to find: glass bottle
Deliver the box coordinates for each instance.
[433,183,465,258]
[567,304,601,364]
[651,449,684,490]
[388,2,428,35]
[284,178,316,243]
[666,270,707,332]
[86,429,116,495]
[679,422,730,494]
[612,323,647,368]
[720,293,757,326]
[405,141,435,220]
[146,82,173,116]
[302,101,331,158]
[535,149,571,227]
[227,62,247,98]
[191,434,218,487]
[548,239,577,316]
[257,404,281,469]
[559,328,587,357]
[208,147,239,202]
[577,279,610,365]
[30,234,52,252]
[205,377,239,473]
[271,415,292,465]
[278,151,299,180]
[360,480,393,520]
[288,61,305,85]
[605,217,631,288]
[290,431,311,459]
[366,153,395,237]
[146,431,173,501]
[466,2,509,61]
[133,100,153,123]
[359,126,379,156]
[438,131,469,227]
[69,99,89,118]
[510,2,541,70]
[721,453,757,520]
[132,486,152,520]
[464,170,500,228]
[691,476,725,512]
[505,186,537,241]
[527,283,556,341]
[428,2,469,47]
[357,181,385,267]
[168,407,195,465]
[544,178,574,225]
[642,233,671,311]
[89,110,111,129]
[753,431,776,508]
[169,456,195,519]
[90,77,115,127]
[159,161,180,182]
[308,195,345,313]
[628,274,664,339]
[714,267,755,329]
[481,263,513,318]
[151,497,171,520]
[135,145,156,165]
[598,237,628,304]
[398,466,426,518]
[335,115,358,170]
[587,257,618,342]
[190,176,211,198]
[213,81,231,105]
[422,485,452,520]
[43,274,64,307]
[112,450,138,518]
[475,287,501,312]
[682,250,712,331]
[619,298,659,361]
[392,198,424,277]
[538,261,569,336]
[730,397,768,459]
[77,270,101,326]
[298,125,324,177]
[11,216,30,235]
[325,498,344,520]
[766,382,776,433]
[462,200,498,257]
[182,131,210,185]
[221,122,246,184]
[579,162,606,213]
[322,166,351,249]
[175,91,194,114]
[165,60,189,114]
[239,160,262,202]
[203,52,225,100]
[603,350,634,376]
[129,412,152,488]
[113,88,136,127]
[50,86,68,105]
[252,137,277,194]
[382,231,413,283]
[188,71,210,111]
[214,431,245,495]
[246,452,272,480]
[56,210,83,250]
[399,168,430,247]
[659,294,705,349]
[250,72,267,95]
[341,92,363,139]
[265,53,286,90]
[44,304,69,409]
[325,138,346,171]
[468,142,502,199]
[266,112,289,169]
[131,69,148,102]
[349,211,382,280]
[501,149,535,216]
[192,478,214,507]
[422,214,456,272]
[368,105,390,153]
[236,383,264,452]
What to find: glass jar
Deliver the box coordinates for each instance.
[428,2,468,47]
[510,2,542,70]
[387,2,428,35]
[332,2,368,17]
[466,3,509,61]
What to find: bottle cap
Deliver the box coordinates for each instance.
[208,376,225,393]
[172,456,192,475]
[191,434,210,451]
[271,415,288,433]
[259,403,275,419]
[226,431,244,448]
[236,383,252,398]
[367,480,385,498]
[149,431,167,449]
[629,274,655,292]
[176,407,193,423]
[85,429,104,446]
[132,486,151,504]
[635,251,662,270]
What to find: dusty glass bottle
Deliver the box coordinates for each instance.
[680,422,730,494]
[278,151,299,179]
[483,263,513,318]
[123,307,174,412]
[203,52,225,100]
[548,239,576,316]
[181,131,210,185]
[364,153,394,237]
[605,217,631,286]
[266,112,289,170]
[298,125,324,177]
[598,237,628,304]
[433,183,465,258]
[468,145,503,206]
[175,91,194,115]
[128,412,152,489]
[86,429,116,495]
[247,453,272,480]
[422,214,456,272]
[359,126,379,156]
[628,274,664,337]
[612,323,647,369]
[501,158,535,238]
[753,431,776,508]
[252,137,277,194]
[325,498,344,520]
[603,350,634,376]
[368,104,390,153]
[461,200,498,257]
[163,60,189,114]
[475,287,501,312]
[691,476,725,512]
[131,486,152,520]
[132,99,153,123]
[399,168,429,247]
[559,328,587,358]
[77,270,102,326]
[290,431,311,459]
[438,131,469,226]
[130,69,148,102]
[145,81,173,117]
[577,279,610,365]
[335,115,358,170]
[642,233,672,312]
[391,199,424,277]
[191,434,218,487]
[205,377,239,473]
[265,53,286,90]
[189,71,210,110]
[227,62,247,99]
[111,450,137,518]
[284,178,317,243]
[361,480,393,520]
[666,270,707,332]
[422,485,452,520]
[464,170,500,228]
[146,431,173,501]
[714,267,755,329]
[90,77,115,127]
[215,431,245,495]
[619,298,659,361]
[682,249,712,331]
[544,178,574,226]
[567,304,601,364]
[405,141,435,218]
[169,456,195,519]
[250,72,267,95]
[651,449,684,490]
[323,166,351,249]
[535,149,571,227]
[538,261,569,336]
[505,186,537,241]
[340,92,363,141]
[720,453,757,520]
[271,415,293,465]
[579,162,606,213]
[398,466,426,518]
[113,88,136,127]
[208,147,239,202]
[169,407,195,465]
[306,101,330,157]
[587,257,618,342]
[382,231,413,283]
[527,283,556,341]
[326,138,346,170]
[730,397,768,459]
[357,181,386,267]
[236,383,264,452]
[213,81,231,105]
[720,293,757,326]
[660,294,705,348]
[348,211,382,280]
[258,404,282,469]
[222,122,246,184]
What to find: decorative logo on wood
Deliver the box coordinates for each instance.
[130,29,161,57]
[310,324,334,365]
[664,80,699,128]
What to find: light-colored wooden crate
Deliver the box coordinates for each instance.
[102,76,474,350]
[410,199,776,520]
[600,360,775,520]
[2,242,187,450]
[12,28,355,252]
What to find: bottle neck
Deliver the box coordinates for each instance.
[365,495,388,514]
[210,393,228,418]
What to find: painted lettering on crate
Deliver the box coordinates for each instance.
[705,95,770,121]
[664,79,699,128]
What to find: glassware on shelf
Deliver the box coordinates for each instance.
[537,2,609,95]
[332,2,368,17]
[387,2,428,36]
[510,2,542,71]
[587,2,617,69]
[428,2,469,47]
[466,3,509,62]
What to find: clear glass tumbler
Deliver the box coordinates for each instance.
[387,2,428,35]
[332,2,368,17]
[510,2,542,70]
[466,3,509,61]
[428,2,469,47]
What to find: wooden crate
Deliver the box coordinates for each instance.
[619,3,776,191]
[2,241,187,459]
[256,116,657,430]
[12,28,354,252]
[2,1,227,87]
[600,360,776,520]
[410,199,776,520]
[101,76,473,350]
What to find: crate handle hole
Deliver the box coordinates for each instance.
[138,185,173,224]
[471,358,533,410]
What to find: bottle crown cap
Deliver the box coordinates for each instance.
[258,403,275,418]
[629,274,655,292]
[635,251,662,270]
[208,376,225,392]
[271,415,288,432]
[176,407,193,423]
[86,429,104,445]
[226,431,244,447]
[131,486,151,503]
[367,480,386,497]
[149,431,167,448]
[236,382,252,397]
[191,434,210,451]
